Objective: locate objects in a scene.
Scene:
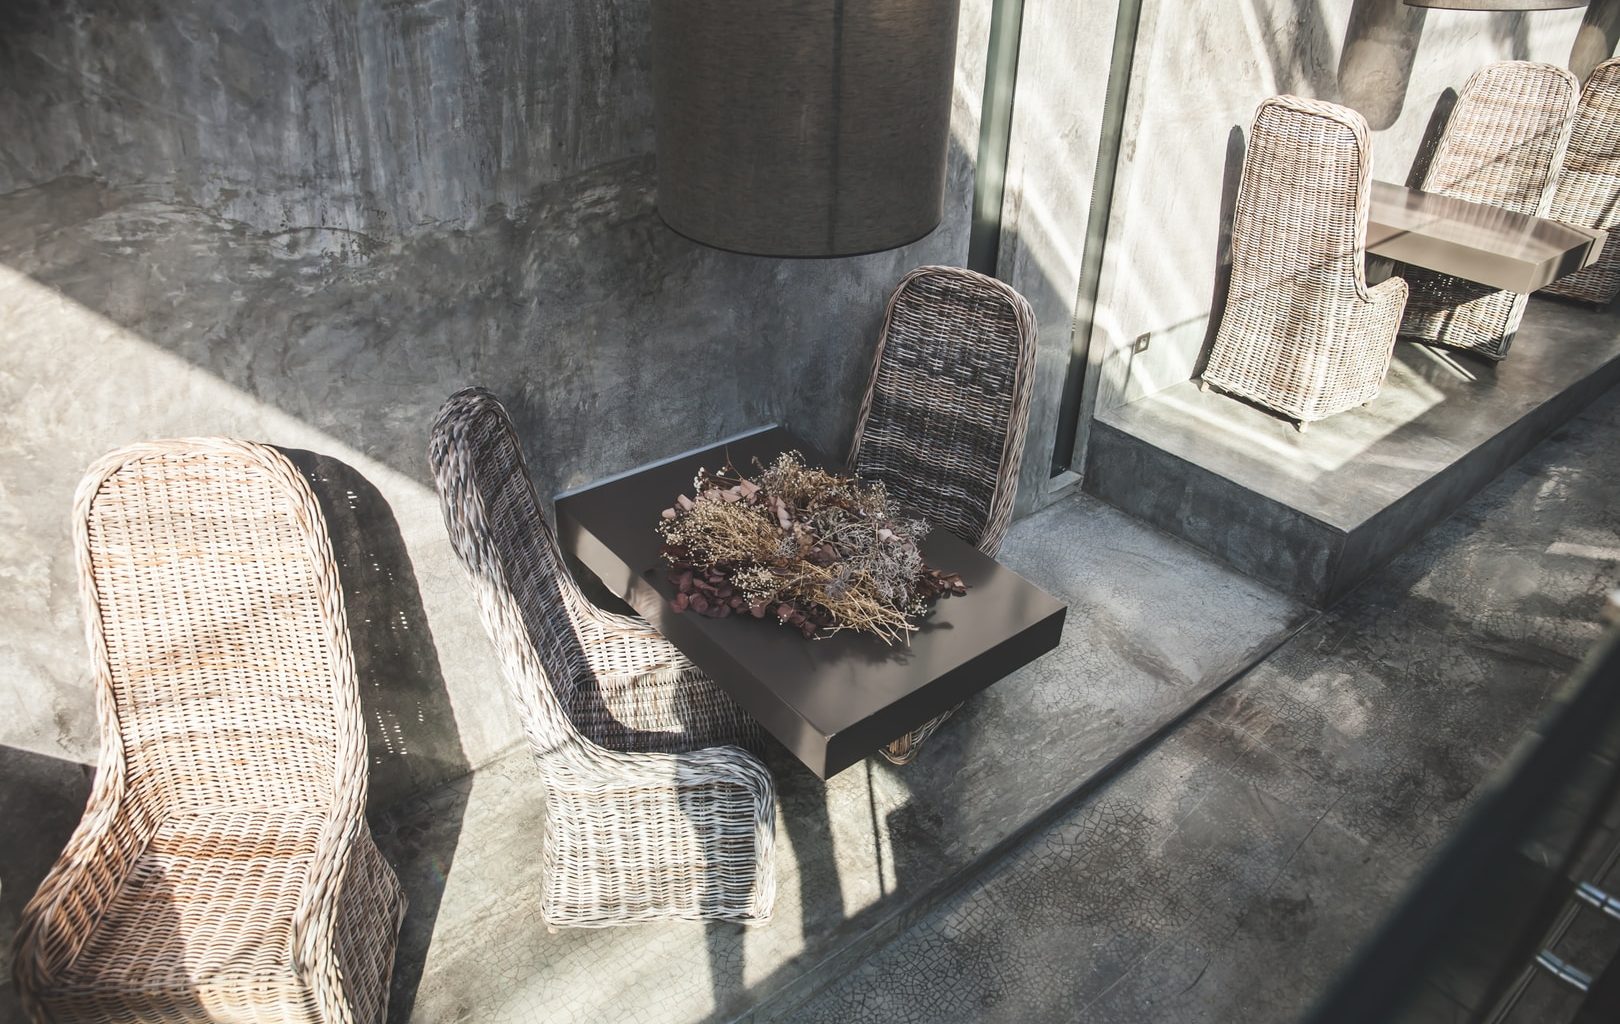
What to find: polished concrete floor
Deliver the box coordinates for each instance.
[2,393,1614,1024]
[786,384,1620,1023]
[366,492,1307,1024]
[0,482,1308,1024]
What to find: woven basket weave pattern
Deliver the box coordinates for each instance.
[429,388,775,927]
[1543,58,1620,305]
[1202,95,1408,425]
[1400,61,1581,359]
[849,266,1038,764]
[12,439,405,1024]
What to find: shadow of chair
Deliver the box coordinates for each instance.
[0,746,91,1021]
[1405,87,1460,191]
[281,449,471,1024]
[1193,125,1248,381]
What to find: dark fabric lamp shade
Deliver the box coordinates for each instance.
[652,0,963,257]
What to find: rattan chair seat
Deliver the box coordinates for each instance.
[64,809,323,992]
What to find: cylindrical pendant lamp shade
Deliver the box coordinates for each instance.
[651,0,963,257]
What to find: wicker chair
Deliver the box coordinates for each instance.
[1200,95,1409,429]
[11,439,405,1024]
[1543,57,1620,306]
[1399,61,1580,359]
[849,265,1038,765]
[428,387,775,928]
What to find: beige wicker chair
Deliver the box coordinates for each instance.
[1543,57,1620,306]
[1200,95,1409,429]
[429,387,775,928]
[1400,61,1580,359]
[11,439,405,1024]
[849,265,1038,765]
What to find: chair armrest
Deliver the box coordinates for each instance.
[553,742,773,799]
[1364,275,1409,308]
[1352,274,1409,339]
[12,761,148,995]
[290,759,369,988]
[1344,275,1410,383]
[576,664,760,752]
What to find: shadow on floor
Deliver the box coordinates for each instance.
[282,449,471,1024]
[0,745,92,1023]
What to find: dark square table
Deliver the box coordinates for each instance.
[554,426,1067,778]
[1367,180,1607,293]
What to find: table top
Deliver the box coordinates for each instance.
[554,425,1068,779]
[1367,180,1606,293]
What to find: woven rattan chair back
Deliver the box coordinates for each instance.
[849,265,1037,558]
[1229,96,1374,319]
[1425,61,1578,216]
[1399,61,1580,359]
[429,388,591,759]
[1200,95,1409,427]
[429,388,776,927]
[849,266,1036,765]
[1544,57,1620,305]
[80,439,357,816]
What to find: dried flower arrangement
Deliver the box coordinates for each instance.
[657,452,967,644]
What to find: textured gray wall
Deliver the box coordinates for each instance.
[0,0,653,232]
[0,0,991,805]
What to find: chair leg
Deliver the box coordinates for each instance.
[1295,419,1309,433]
[1198,379,1212,393]
[880,704,963,765]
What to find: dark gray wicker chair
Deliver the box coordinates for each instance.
[429,388,775,927]
[848,265,1038,765]
[1399,60,1580,359]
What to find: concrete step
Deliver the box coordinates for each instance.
[785,382,1620,1024]
[1084,298,1620,607]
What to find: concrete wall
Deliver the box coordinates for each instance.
[0,0,991,807]
[1086,0,1597,419]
